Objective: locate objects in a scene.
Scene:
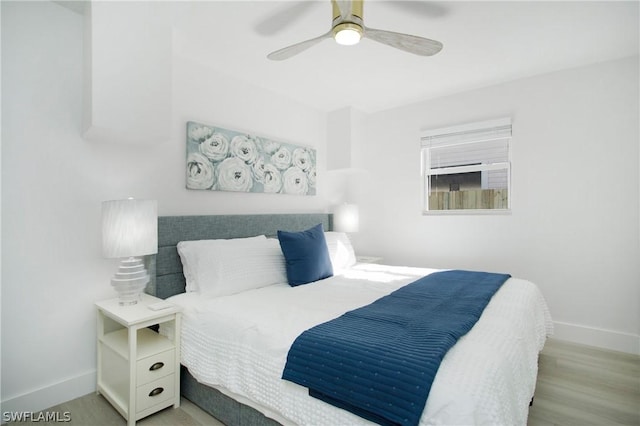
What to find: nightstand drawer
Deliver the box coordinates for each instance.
[136,349,175,384]
[136,374,175,414]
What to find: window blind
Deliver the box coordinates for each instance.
[421,118,512,170]
[421,118,512,148]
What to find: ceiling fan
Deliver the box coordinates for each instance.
[267,0,443,61]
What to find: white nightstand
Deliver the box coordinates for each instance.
[356,255,383,264]
[96,293,181,426]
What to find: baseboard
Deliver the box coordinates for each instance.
[553,321,640,355]
[1,371,95,415]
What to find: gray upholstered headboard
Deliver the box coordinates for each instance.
[146,213,332,299]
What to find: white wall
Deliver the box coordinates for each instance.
[1,1,327,413]
[83,1,173,145]
[353,56,640,354]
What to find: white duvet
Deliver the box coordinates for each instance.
[166,264,553,426]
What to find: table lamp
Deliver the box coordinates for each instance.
[102,198,158,305]
[334,203,359,233]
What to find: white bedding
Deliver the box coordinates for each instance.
[166,263,553,426]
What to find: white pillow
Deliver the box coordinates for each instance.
[177,235,279,294]
[201,238,287,297]
[324,232,357,272]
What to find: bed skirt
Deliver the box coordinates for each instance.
[181,366,281,426]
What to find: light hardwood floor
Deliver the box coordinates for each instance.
[7,339,639,426]
[528,339,640,426]
[4,396,222,426]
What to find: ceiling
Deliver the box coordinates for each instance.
[67,1,640,113]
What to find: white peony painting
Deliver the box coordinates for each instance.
[186,121,317,195]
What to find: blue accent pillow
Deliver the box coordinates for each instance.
[277,224,334,286]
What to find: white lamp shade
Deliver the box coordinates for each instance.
[334,203,359,233]
[102,199,158,258]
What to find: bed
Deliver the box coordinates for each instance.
[148,213,553,426]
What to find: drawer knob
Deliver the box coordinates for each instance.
[148,387,164,397]
[149,362,164,371]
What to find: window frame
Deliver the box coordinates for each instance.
[421,118,512,215]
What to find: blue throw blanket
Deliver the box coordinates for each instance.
[281,270,510,426]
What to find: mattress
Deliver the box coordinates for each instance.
[165,263,553,425]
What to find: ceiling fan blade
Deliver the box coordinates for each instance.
[364,27,443,56]
[267,31,332,61]
[254,2,318,36]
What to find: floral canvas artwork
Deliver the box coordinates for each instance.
[186,121,317,195]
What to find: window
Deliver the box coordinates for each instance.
[421,118,512,213]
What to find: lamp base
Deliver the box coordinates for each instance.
[111,257,150,306]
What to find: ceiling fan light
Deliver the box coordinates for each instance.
[335,28,361,45]
[333,22,363,46]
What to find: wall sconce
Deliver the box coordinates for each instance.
[102,198,157,305]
